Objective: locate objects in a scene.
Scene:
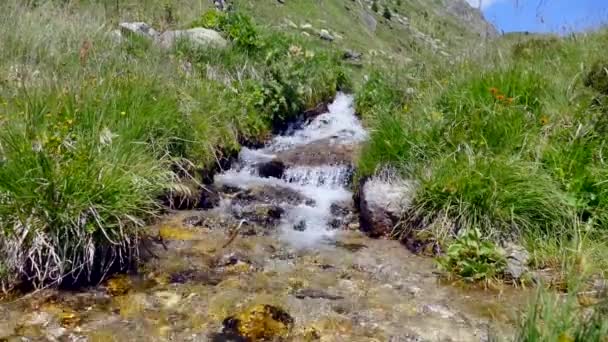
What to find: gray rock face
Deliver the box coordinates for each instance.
[158,28,228,49]
[119,22,159,40]
[504,243,530,279]
[359,174,416,237]
[444,0,498,38]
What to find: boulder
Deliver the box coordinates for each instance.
[119,22,159,40]
[343,49,363,61]
[504,243,530,280]
[256,159,285,179]
[358,175,416,237]
[158,28,228,50]
[319,29,335,41]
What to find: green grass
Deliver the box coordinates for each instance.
[516,284,608,341]
[356,28,608,278]
[0,0,347,290]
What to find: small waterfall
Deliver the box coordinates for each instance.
[214,92,366,247]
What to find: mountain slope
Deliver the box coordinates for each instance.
[234,0,497,64]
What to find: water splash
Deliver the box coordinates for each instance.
[214,93,364,247]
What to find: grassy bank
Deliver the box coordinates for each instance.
[0,0,347,291]
[356,30,608,277]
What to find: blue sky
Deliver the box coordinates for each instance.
[465,0,608,33]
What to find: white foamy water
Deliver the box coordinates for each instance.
[264,92,367,152]
[214,93,365,247]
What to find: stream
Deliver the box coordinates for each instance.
[0,94,525,341]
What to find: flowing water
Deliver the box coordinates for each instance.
[0,94,527,341]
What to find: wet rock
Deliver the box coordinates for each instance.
[199,185,221,209]
[256,159,285,179]
[293,220,307,231]
[504,243,530,280]
[119,22,159,40]
[302,102,330,121]
[359,175,416,237]
[169,269,222,285]
[332,241,367,252]
[222,304,294,341]
[232,185,314,206]
[330,202,351,217]
[294,288,344,300]
[158,28,228,50]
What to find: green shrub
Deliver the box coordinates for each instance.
[193,10,262,50]
[371,1,379,13]
[383,7,392,20]
[437,228,506,282]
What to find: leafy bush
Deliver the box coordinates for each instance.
[193,10,262,50]
[437,228,506,282]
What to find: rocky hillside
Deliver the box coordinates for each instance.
[233,0,497,64]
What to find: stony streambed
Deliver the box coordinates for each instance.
[0,94,527,341]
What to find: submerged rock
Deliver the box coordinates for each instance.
[222,304,294,341]
[232,185,314,207]
[294,288,344,300]
[119,22,159,40]
[358,175,416,237]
